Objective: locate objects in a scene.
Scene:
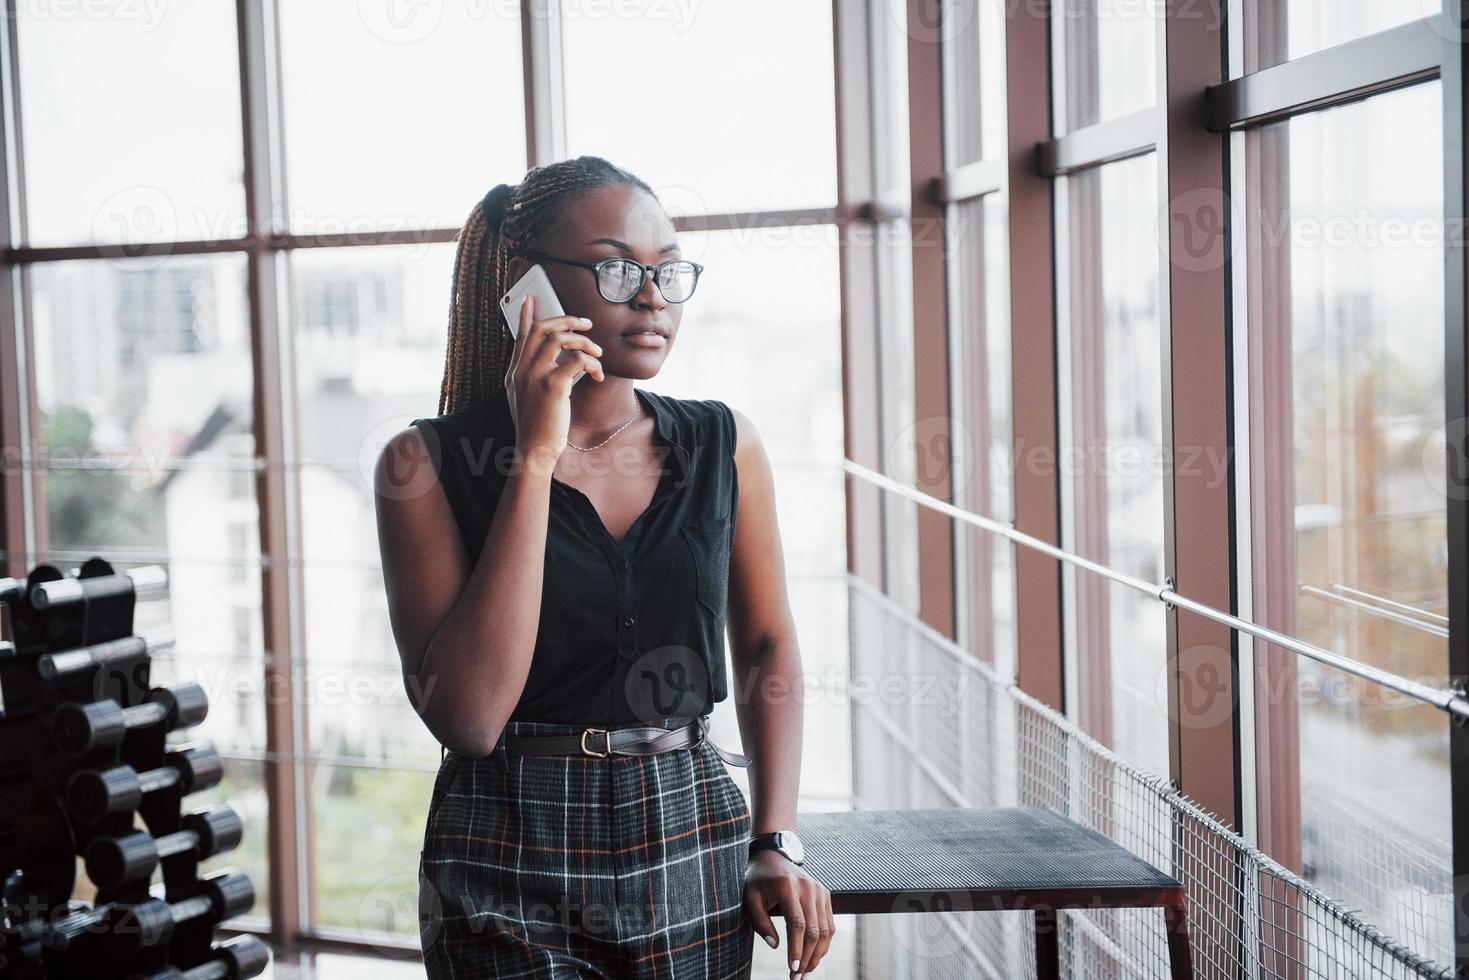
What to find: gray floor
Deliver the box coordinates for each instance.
[260,925,858,979]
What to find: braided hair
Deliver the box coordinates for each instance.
[434,155,659,416]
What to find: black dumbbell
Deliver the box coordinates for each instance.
[38,627,175,681]
[123,935,270,980]
[67,743,223,824]
[51,681,209,756]
[28,564,168,608]
[41,900,117,953]
[103,868,254,955]
[85,804,244,889]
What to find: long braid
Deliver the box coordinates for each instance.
[436,156,658,416]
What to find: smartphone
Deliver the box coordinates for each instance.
[499,263,587,385]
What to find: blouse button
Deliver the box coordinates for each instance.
[617,559,628,571]
[623,616,635,628]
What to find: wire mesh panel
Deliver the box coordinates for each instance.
[847,582,1455,980]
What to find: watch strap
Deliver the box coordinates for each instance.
[749,831,804,865]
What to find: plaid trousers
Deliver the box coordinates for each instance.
[419,717,756,979]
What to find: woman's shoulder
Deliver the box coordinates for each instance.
[648,392,737,464]
[406,391,515,481]
[651,391,734,432]
[411,390,512,440]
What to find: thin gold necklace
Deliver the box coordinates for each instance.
[566,402,643,452]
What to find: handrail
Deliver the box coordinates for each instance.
[842,458,1469,721]
[1300,583,1449,639]
[1332,582,1449,626]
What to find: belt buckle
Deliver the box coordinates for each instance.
[580,727,611,758]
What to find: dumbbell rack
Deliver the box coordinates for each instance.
[0,558,269,980]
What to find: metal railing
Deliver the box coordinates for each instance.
[843,458,1469,720]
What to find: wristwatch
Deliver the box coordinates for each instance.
[748,830,805,866]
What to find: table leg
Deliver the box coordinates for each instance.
[1165,896,1194,980]
[1034,907,1060,980]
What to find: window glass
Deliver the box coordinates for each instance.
[562,0,837,214]
[278,4,525,233]
[1062,152,1169,776]
[1244,80,1451,961]
[1230,0,1428,74]
[18,3,245,246]
[1058,0,1157,130]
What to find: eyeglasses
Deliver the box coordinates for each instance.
[520,251,704,304]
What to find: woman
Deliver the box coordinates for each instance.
[374,155,835,979]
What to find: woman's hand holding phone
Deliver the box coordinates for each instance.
[502,294,605,476]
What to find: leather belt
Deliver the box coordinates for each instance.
[501,714,751,768]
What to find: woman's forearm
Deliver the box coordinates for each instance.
[733,641,806,833]
[415,454,556,756]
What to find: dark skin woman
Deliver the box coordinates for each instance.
[375,160,835,977]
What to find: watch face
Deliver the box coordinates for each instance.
[777,831,806,865]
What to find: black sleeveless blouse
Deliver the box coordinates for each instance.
[409,386,739,729]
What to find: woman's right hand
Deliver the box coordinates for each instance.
[502,294,605,474]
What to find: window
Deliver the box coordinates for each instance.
[950,197,1017,680]
[1242,79,1453,961]
[1230,0,1428,72]
[1056,0,1157,130]
[563,0,838,213]
[1059,152,1170,776]
[17,4,245,246]
[277,3,525,234]
[649,225,850,808]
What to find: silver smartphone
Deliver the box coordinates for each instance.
[499,263,587,385]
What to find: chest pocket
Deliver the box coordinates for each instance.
[681,517,732,619]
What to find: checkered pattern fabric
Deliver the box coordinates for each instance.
[419,718,756,979]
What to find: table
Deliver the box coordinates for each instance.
[792,806,1193,980]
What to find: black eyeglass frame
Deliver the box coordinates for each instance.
[518,251,705,304]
